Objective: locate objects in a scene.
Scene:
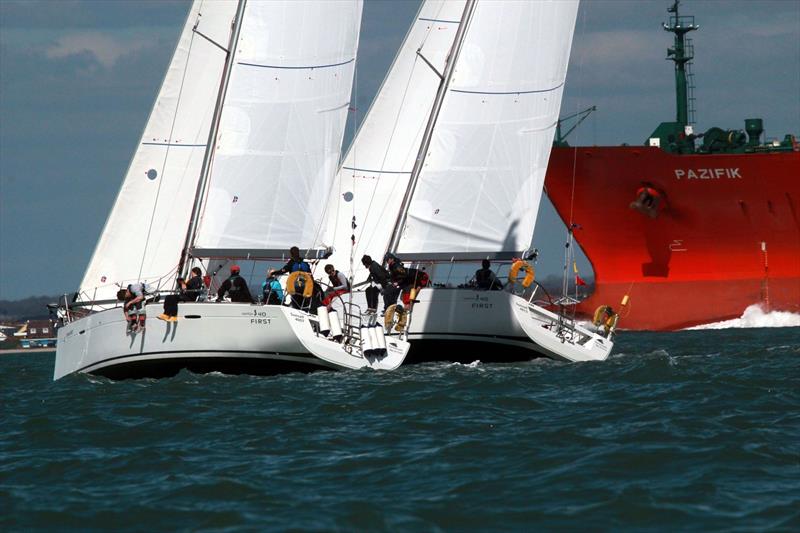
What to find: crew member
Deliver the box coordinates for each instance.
[276,246,311,275]
[184,267,204,301]
[399,266,429,308]
[216,265,253,303]
[361,254,397,312]
[322,264,350,308]
[117,282,147,332]
[473,259,502,290]
[159,267,205,321]
[261,269,284,305]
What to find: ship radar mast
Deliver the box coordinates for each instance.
[663,0,697,127]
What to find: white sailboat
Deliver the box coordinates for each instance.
[321,0,614,363]
[54,0,410,381]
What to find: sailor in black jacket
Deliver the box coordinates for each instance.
[216,265,254,303]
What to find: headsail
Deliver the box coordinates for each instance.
[78,1,237,301]
[191,0,363,260]
[321,0,467,273]
[394,0,580,260]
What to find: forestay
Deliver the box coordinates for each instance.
[192,0,363,259]
[79,1,237,302]
[321,0,466,275]
[395,0,580,260]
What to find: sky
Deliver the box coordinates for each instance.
[1,0,798,300]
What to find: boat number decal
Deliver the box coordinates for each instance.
[465,294,493,310]
[674,168,741,180]
[669,239,687,252]
[244,309,272,325]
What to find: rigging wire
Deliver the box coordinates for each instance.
[562,3,590,314]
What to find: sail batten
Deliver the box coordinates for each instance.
[237,58,355,70]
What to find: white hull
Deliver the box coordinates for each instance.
[353,288,612,363]
[54,302,409,380]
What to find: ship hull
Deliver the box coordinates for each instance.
[545,146,800,330]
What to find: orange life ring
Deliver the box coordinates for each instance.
[592,305,619,332]
[286,271,314,298]
[508,260,534,288]
[592,305,610,326]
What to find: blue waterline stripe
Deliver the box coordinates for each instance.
[343,166,411,175]
[419,17,460,24]
[451,82,564,96]
[141,142,206,147]
[238,57,355,70]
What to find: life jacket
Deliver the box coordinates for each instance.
[228,274,243,295]
[288,260,311,273]
[262,279,283,305]
[389,263,407,284]
[328,270,350,290]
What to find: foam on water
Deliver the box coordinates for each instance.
[687,304,800,330]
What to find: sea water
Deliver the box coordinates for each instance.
[2,326,798,531]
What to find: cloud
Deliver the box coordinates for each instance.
[572,29,661,68]
[44,31,156,69]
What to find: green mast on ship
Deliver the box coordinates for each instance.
[648,0,796,154]
[557,1,797,154]
[648,0,698,153]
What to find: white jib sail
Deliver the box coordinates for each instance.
[321,0,466,275]
[396,0,580,259]
[78,1,237,302]
[192,0,363,258]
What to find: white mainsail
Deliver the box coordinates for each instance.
[79,1,238,302]
[321,0,467,272]
[192,0,363,259]
[395,0,579,260]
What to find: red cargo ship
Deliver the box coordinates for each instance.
[545,1,800,330]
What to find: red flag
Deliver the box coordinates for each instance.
[575,275,587,286]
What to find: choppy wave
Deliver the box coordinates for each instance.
[687,304,800,330]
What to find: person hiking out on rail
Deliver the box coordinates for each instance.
[117,282,147,332]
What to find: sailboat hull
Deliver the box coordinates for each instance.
[391,288,610,363]
[54,302,340,380]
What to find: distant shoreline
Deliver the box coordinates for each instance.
[0,348,55,355]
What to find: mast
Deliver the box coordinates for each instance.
[178,0,247,278]
[663,0,697,127]
[385,0,477,256]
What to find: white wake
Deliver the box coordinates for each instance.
[687,304,800,330]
